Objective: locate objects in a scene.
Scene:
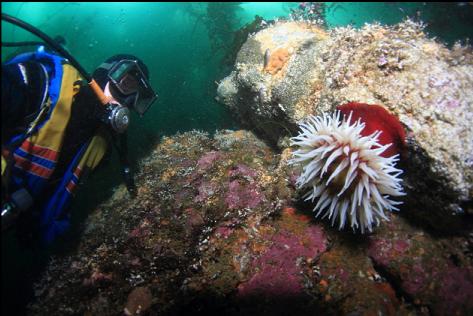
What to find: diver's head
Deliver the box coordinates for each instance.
[93,54,157,116]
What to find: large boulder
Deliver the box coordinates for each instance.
[216,19,473,232]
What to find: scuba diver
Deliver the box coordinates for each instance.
[1,14,158,246]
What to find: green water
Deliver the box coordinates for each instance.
[1,2,472,315]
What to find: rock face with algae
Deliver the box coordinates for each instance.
[27,130,473,316]
[217,19,473,232]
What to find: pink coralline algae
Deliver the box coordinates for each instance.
[128,226,151,239]
[288,170,299,188]
[196,151,222,171]
[225,180,264,210]
[225,164,265,209]
[439,98,460,109]
[401,263,473,314]
[368,236,473,314]
[237,225,327,298]
[336,267,350,283]
[215,223,235,239]
[436,265,473,315]
[229,164,258,179]
[403,264,426,295]
[367,238,411,267]
[393,240,410,253]
[194,181,219,202]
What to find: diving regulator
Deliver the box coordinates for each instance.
[99,102,130,134]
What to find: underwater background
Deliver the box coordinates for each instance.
[2,2,473,315]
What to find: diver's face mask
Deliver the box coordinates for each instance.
[99,59,157,116]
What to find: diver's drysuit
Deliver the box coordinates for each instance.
[2,48,109,245]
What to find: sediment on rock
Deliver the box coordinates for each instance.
[216,19,473,232]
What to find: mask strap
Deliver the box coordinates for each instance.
[97,62,114,71]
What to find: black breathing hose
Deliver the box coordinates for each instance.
[2,41,46,47]
[1,13,92,82]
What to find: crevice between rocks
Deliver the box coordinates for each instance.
[368,256,430,314]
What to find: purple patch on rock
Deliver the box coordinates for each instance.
[225,180,263,210]
[443,98,460,109]
[393,240,410,253]
[128,227,150,239]
[215,225,234,239]
[368,238,411,267]
[237,225,327,298]
[368,236,473,313]
[402,263,426,295]
[229,164,258,179]
[196,151,222,171]
[178,158,196,169]
[367,238,393,267]
[337,268,349,283]
[435,265,473,314]
[289,170,300,188]
[194,181,218,202]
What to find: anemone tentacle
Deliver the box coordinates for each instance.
[289,111,405,233]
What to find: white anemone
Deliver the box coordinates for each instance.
[289,111,405,233]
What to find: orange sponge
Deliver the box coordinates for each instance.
[264,48,291,75]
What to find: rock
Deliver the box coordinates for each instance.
[317,247,404,315]
[196,151,222,172]
[263,47,292,75]
[217,22,328,147]
[367,214,473,315]
[27,130,293,315]
[183,208,205,237]
[236,211,327,299]
[216,19,473,232]
[198,206,330,315]
[124,287,153,315]
[26,129,473,315]
[225,178,264,210]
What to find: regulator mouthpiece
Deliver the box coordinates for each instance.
[100,103,130,133]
